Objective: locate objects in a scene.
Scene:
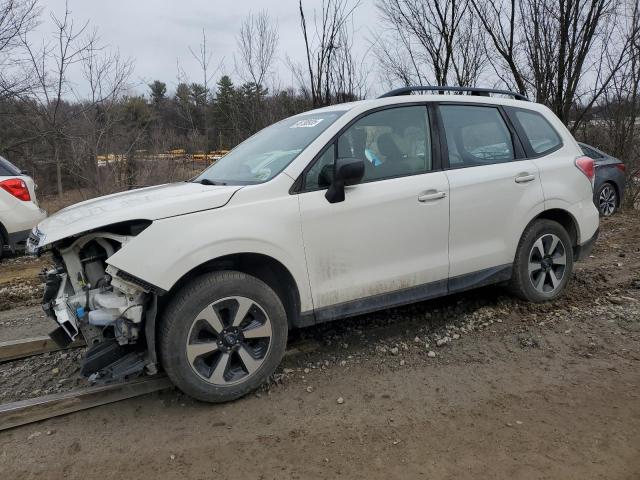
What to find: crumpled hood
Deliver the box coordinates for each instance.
[35,182,241,248]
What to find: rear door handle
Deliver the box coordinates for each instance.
[515,173,535,183]
[418,191,447,202]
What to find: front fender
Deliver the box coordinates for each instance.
[106,194,313,312]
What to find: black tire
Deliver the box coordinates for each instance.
[159,270,288,403]
[596,182,618,217]
[509,219,574,303]
[0,229,6,262]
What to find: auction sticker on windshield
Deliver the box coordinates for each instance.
[290,118,324,128]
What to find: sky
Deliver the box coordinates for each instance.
[31,0,380,98]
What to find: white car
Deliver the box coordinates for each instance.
[28,87,599,402]
[0,156,47,259]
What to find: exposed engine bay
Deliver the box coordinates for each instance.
[39,228,157,383]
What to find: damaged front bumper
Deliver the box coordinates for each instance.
[40,231,159,383]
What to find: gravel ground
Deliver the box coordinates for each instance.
[0,211,638,479]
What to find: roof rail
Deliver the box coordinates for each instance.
[378,85,529,101]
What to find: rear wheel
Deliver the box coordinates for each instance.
[159,271,288,402]
[510,219,574,302]
[597,182,618,216]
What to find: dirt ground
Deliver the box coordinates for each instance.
[0,211,639,479]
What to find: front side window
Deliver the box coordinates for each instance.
[304,106,431,189]
[513,109,562,155]
[340,106,431,182]
[195,111,345,185]
[440,105,515,167]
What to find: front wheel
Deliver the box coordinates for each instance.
[510,219,574,303]
[159,271,288,402]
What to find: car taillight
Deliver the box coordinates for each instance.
[0,178,31,201]
[615,163,626,173]
[575,156,595,185]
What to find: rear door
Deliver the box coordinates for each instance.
[438,103,545,284]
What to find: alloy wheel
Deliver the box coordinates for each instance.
[186,296,272,385]
[598,184,617,216]
[528,233,567,294]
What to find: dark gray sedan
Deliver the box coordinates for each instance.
[579,142,626,216]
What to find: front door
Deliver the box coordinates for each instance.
[297,105,450,319]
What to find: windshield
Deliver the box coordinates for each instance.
[195,110,345,185]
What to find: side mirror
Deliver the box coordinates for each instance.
[325,157,365,204]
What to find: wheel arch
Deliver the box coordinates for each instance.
[527,208,579,248]
[598,180,620,207]
[160,252,302,329]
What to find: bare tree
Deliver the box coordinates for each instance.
[235,11,279,89]
[0,0,39,98]
[469,0,639,130]
[66,41,134,194]
[294,0,362,107]
[374,0,487,87]
[188,28,222,149]
[18,1,93,198]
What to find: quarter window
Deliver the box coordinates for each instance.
[513,110,562,155]
[440,105,515,167]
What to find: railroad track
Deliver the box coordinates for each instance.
[0,336,85,363]
[0,334,320,431]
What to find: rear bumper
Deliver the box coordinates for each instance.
[574,228,599,262]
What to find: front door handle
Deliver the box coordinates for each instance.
[418,190,447,202]
[515,173,535,183]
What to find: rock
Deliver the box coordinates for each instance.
[51,368,59,375]
[414,336,421,343]
[608,296,624,305]
[515,420,523,425]
[399,359,406,366]
[427,351,436,358]
[283,368,294,374]
[27,431,42,440]
[337,397,344,404]
[170,454,176,460]
[389,347,399,356]
[452,333,460,340]
[620,296,638,303]
[306,386,313,393]
[340,360,347,367]
[304,368,310,374]
[46,430,55,435]
[436,338,449,347]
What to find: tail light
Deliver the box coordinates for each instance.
[615,163,626,173]
[575,156,595,186]
[0,178,31,201]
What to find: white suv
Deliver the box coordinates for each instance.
[28,87,599,402]
[0,155,47,259]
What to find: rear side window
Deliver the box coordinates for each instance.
[513,110,562,155]
[580,144,603,159]
[440,105,514,168]
[0,156,20,176]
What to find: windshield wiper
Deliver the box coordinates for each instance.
[195,178,227,186]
